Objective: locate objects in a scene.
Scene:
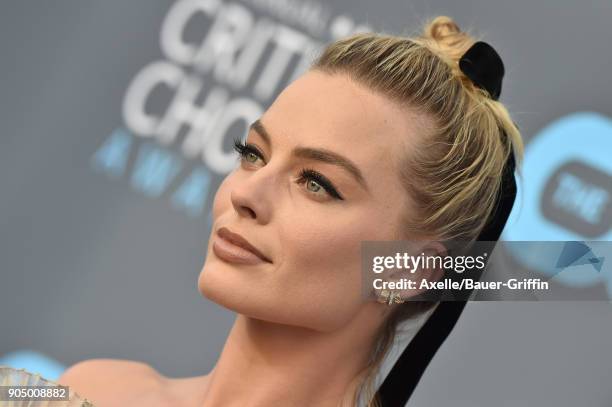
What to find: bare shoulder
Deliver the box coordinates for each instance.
[58,358,164,406]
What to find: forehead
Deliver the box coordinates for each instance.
[261,70,427,185]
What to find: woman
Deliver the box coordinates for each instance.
[59,16,523,407]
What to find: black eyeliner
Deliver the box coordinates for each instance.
[232,138,265,162]
[298,168,344,200]
[232,138,344,200]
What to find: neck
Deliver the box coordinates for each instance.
[200,305,385,407]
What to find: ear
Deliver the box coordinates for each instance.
[384,241,447,302]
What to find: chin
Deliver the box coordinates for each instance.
[197,262,225,304]
[196,261,255,313]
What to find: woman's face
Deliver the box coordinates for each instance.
[198,70,427,332]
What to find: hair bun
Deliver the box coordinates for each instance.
[420,16,476,66]
[424,16,462,42]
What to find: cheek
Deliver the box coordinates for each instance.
[271,215,379,330]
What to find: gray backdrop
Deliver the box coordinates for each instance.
[1,1,611,406]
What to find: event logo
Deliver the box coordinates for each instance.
[503,112,612,294]
[89,0,369,217]
[541,161,611,237]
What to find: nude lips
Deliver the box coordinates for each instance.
[212,232,268,265]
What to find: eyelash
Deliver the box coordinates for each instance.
[232,138,344,201]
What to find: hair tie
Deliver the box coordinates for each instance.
[459,41,505,100]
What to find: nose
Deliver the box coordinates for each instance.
[230,165,276,224]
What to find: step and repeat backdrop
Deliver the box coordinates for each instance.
[1,1,611,405]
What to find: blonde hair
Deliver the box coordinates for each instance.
[310,16,524,407]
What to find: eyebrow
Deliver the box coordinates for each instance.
[249,119,370,192]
